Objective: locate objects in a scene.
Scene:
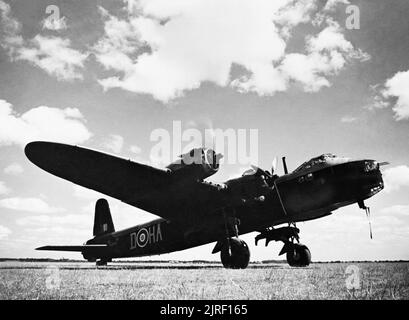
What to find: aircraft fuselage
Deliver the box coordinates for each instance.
[83,159,383,261]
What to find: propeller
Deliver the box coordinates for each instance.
[378,161,390,174]
[365,206,373,239]
[212,135,217,169]
[244,156,277,178]
[209,136,223,169]
[272,157,277,175]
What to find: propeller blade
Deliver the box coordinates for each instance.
[212,135,216,168]
[272,157,277,175]
[365,207,373,239]
[378,161,390,166]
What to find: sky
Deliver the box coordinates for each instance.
[0,0,409,262]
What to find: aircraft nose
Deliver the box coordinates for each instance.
[362,160,384,197]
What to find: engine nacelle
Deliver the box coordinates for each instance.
[166,148,223,181]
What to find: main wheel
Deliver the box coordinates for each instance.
[220,237,250,269]
[286,243,311,267]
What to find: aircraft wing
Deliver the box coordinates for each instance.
[25,142,224,223]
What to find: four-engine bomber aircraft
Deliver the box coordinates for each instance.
[25,141,385,268]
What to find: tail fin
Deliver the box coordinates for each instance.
[93,198,115,237]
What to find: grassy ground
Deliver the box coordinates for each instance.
[0,261,408,299]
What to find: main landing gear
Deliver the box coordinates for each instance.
[255,225,311,267]
[220,237,250,269]
[212,214,250,269]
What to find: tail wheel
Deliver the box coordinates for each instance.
[96,259,108,266]
[220,237,250,269]
[286,243,311,267]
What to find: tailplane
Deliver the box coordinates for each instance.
[93,198,115,237]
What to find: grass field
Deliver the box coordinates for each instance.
[0,261,408,299]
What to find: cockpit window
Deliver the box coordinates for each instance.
[293,154,348,173]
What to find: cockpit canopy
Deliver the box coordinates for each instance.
[293,153,350,173]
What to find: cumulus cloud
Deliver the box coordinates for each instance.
[1,0,368,100]
[4,163,24,175]
[0,225,12,240]
[383,165,409,193]
[0,181,10,195]
[367,70,409,120]
[102,134,124,154]
[273,0,317,38]
[323,0,350,12]
[382,70,409,120]
[0,0,23,55]
[94,0,368,102]
[17,35,87,81]
[0,1,86,81]
[279,19,369,92]
[0,99,92,146]
[0,197,65,213]
[92,6,142,73]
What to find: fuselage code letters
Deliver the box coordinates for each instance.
[130,223,162,249]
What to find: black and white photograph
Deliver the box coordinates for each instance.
[0,0,408,303]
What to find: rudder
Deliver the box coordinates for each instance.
[93,198,115,236]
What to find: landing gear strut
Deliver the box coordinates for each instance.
[255,224,311,267]
[212,210,250,269]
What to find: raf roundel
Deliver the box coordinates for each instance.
[136,228,149,248]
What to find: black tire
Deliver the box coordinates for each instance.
[220,237,250,269]
[286,243,311,267]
